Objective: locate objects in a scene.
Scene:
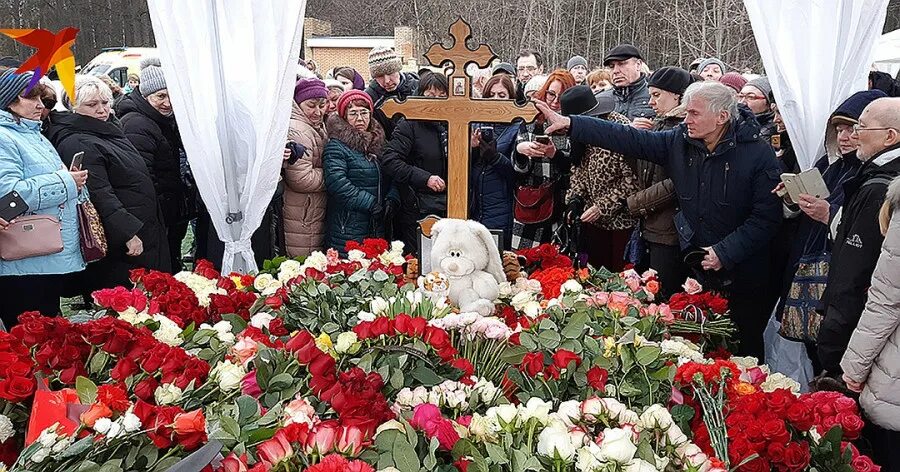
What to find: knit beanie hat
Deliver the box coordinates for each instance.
[648,67,692,96]
[368,47,402,78]
[567,55,588,71]
[337,89,373,119]
[697,57,726,75]
[747,76,772,104]
[524,75,548,95]
[294,78,328,104]
[0,69,34,110]
[718,72,747,93]
[139,57,167,97]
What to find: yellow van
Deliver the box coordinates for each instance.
[82,47,157,87]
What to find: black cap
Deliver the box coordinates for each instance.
[492,62,515,76]
[603,44,642,66]
[560,85,615,117]
[648,67,693,96]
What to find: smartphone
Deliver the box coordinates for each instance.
[480,126,494,142]
[69,151,85,171]
[0,191,29,221]
[534,135,551,145]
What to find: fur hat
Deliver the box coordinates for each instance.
[368,47,402,78]
[139,57,167,97]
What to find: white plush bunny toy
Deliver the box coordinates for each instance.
[429,219,506,315]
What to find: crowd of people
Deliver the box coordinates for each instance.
[1,41,900,468]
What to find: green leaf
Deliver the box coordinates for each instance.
[75,376,98,405]
[411,366,443,387]
[375,430,400,452]
[561,312,587,339]
[246,427,277,443]
[485,443,509,464]
[518,332,539,350]
[221,313,248,332]
[268,373,294,391]
[392,438,420,472]
[220,416,241,440]
[236,395,260,423]
[98,460,123,472]
[635,346,662,366]
[537,330,561,349]
[88,351,109,375]
[60,436,94,458]
[500,345,528,365]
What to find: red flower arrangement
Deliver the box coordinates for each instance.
[352,314,462,366]
[516,244,572,271]
[668,291,729,316]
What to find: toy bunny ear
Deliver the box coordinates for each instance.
[467,221,505,284]
[431,218,448,239]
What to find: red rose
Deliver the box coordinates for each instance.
[454,458,470,472]
[707,294,729,314]
[508,333,521,345]
[586,366,608,391]
[551,349,581,370]
[766,442,787,465]
[370,317,394,337]
[761,418,790,445]
[111,358,139,382]
[836,411,865,440]
[437,347,458,362]
[134,377,158,402]
[786,401,815,431]
[519,352,544,377]
[782,442,811,472]
[851,454,879,472]
[766,388,797,415]
[141,345,172,373]
[0,376,35,402]
[308,353,337,378]
[424,327,451,350]
[267,318,288,336]
[543,365,560,380]
[352,322,373,340]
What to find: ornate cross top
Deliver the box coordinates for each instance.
[381,17,538,219]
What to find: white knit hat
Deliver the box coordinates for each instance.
[524,75,548,95]
[368,47,402,78]
[139,57,166,97]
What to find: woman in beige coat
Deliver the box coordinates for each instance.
[842,176,900,470]
[283,78,329,256]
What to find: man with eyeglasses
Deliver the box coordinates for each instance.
[598,44,654,121]
[818,97,900,379]
[737,77,778,146]
[515,50,544,104]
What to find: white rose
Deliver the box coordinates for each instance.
[598,428,637,464]
[122,412,142,433]
[212,320,235,345]
[510,291,533,311]
[639,404,673,430]
[618,409,640,426]
[154,383,183,405]
[119,307,151,325]
[561,279,583,294]
[476,381,499,404]
[93,417,113,435]
[357,311,376,322]
[537,421,576,461]
[37,428,58,448]
[468,413,499,441]
[625,459,658,472]
[334,331,359,354]
[488,404,519,427]
[250,312,275,330]
[760,373,801,394]
[498,282,512,298]
[50,436,72,454]
[520,397,552,425]
[729,356,759,370]
[523,301,542,318]
[212,360,246,391]
[665,424,689,446]
[303,251,329,272]
[396,388,416,407]
[278,260,303,283]
[598,397,627,421]
[0,414,14,443]
[576,443,603,472]
[370,297,390,315]
[31,448,48,463]
[253,273,281,295]
[152,315,184,347]
[347,249,367,261]
[554,400,582,427]
[446,390,468,409]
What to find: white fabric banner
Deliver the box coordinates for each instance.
[745,0,888,170]
[147,0,306,273]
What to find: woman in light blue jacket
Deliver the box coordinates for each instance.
[0,69,87,327]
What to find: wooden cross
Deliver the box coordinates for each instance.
[381,17,538,219]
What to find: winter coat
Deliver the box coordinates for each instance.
[365,72,420,138]
[283,102,328,257]
[818,146,900,374]
[841,176,900,430]
[600,74,655,120]
[381,119,448,219]
[322,113,395,253]
[44,111,170,288]
[755,110,778,146]
[626,106,684,246]
[115,88,188,227]
[567,112,639,231]
[0,110,85,276]
[470,123,518,246]
[569,106,783,291]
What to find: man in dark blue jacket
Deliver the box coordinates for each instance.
[537,81,783,358]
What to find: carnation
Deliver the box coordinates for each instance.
[0,414,14,443]
[174,271,226,307]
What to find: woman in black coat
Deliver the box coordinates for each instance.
[46,75,170,290]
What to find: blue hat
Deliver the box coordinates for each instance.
[0,69,35,110]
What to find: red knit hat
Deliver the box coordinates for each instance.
[718,72,747,93]
[337,89,374,119]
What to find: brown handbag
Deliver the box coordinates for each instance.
[514,181,555,224]
[77,200,107,263]
[0,215,64,261]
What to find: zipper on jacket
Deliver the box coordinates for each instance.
[723,162,730,198]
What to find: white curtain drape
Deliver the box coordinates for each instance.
[147,0,306,273]
[745,0,888,170]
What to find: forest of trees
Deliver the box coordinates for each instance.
[2,0,900,74]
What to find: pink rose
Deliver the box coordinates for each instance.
[657,304,675,323]
[241,371,262,398]
[307,420,340,455]
[231,336,259,366]
[682,278,703,295]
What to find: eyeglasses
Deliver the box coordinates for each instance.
[737,94,765,101]
[544,90,559,103]
[852,124,899,133]
[347,110,370,119]
[517,65,538,73]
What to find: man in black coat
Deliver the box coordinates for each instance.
[598,44,655,121]
[364,46,419,139]
[537,81,783,359]
[818,97,900,375]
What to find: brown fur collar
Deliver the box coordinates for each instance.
[326,113,385,156]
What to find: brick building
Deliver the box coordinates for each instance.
[302,18,417,81]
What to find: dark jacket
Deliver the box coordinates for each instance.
[322,113,396,254]
[818,146,900,374]
[381,118,448,219]
[755,110,778,146]
[626,105,683,246]
[570,106,783,290]
[44,111,170,288]
[365,72,420,138]
[869,71,900,97]
[602,74,655,120]
[115,88,188,227]
[470,123,518,246]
